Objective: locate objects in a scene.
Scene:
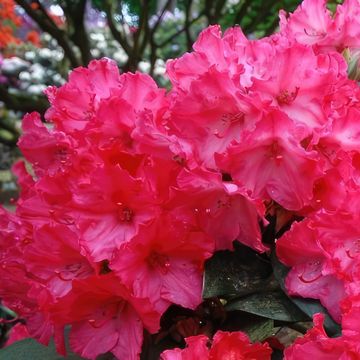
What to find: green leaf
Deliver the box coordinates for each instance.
[0,333,115,360]
[0,338,84,360]
[222,310,275,343]
[203,244,272,299]
[242,318,274,343]
[271,251,341,336]
[225,290,308,322]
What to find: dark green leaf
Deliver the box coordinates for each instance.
[203,245,272,299]
[243,318,274,343]
[221,310,274,343]
[271,251,341,336]
[0,338,84,360]
[0,332,115,360]
[225,290,308,322]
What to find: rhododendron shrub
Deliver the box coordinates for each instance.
[3,0,360,359]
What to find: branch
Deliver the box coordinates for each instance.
[244,0,277,34]
[157,10,205,47]
[62,0,92,65]
[233,0,252,25]
[32,0,60,30]
[204,0,214,24]
[103,1,132,55]
[150,0,172,36]
[126,0,151,71]
[157,11,205,48]
[148,0,174,76]
[184,0,194,51]
[136,0,151,57]
[149,42,157,77]
[213,0,227,24]
[14,0,80,67]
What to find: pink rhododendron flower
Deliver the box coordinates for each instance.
[217,110,324,210]
[44,59,122,132]
[279,0,360,54]
[161,335,209,360]
[110,219,214,311]
[18,112,77,177]
[284,313,360,359]
[279,0,335,49]
[166,25,354,212]
[0,208,66,353]
[276,195,360,321]
[168,167,266,251]
[161,331,272,359]
[50,274,161,360]
[23,224,94,298]
[341,295,360,339]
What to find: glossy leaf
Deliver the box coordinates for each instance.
[225,290,308,322]
[0,336,115,360]
[243,318,274,343]
[203,244,272,299]
[0,338,83,360]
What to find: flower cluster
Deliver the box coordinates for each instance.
[2,0,360,358]
[1,59,264,359]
